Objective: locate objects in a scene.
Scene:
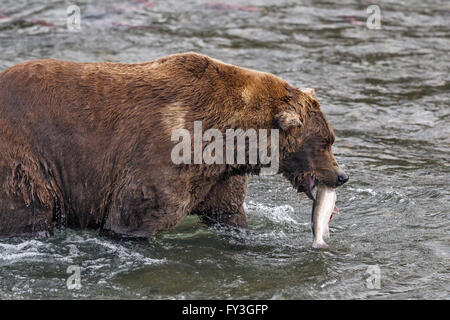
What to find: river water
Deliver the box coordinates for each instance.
[0,0,449,299]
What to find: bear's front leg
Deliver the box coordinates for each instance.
[100,182,188,239]
[192,174,248,228]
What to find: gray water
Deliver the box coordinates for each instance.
[0,0,449,299]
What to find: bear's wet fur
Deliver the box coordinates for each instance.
[0,52,343,239]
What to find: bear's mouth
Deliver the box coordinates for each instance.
[305,173,317,200]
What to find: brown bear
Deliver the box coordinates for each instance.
[0,52,348,239]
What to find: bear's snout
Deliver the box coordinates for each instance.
[335,169,349,187]
[336,172,349,186]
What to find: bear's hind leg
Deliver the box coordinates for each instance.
[0,194,53,238]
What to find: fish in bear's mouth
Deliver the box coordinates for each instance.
[304,173,340,220]
[305,173,318,201]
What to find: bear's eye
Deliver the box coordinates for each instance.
[318,140,329,150]
[311,144,326,154]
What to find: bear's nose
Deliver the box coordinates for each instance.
[336,172,349,186]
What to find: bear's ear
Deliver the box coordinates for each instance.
[275,110,302,131]
[302,88,317,99]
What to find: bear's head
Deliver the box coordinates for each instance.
[276,88,348,199]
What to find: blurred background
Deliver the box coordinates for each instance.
[0,0,448,299]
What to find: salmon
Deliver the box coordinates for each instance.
[311,184,338,248]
